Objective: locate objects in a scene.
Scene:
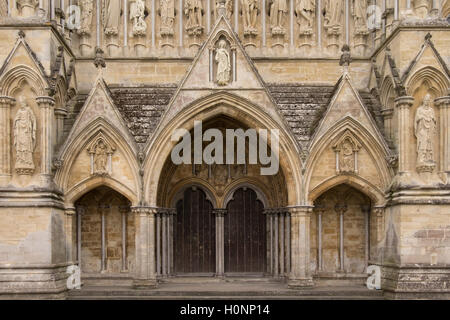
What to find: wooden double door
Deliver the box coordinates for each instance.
[174,187,266,275]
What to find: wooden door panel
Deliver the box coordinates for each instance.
[174,188,216,274]
[225,188,266,273]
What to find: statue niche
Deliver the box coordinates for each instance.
[130,0,148,36]
[241,0,259,36]
[351,0,369,55]
[159,0,175,36]
[269,0,288,36]
[185,0,204,36]
[414,93,437,173]
[87,134,116,176]
[78,0,94,56]
[332,131,361,174]
[14,97,37,175]
[323,0,344,52]
[102,0,123,56]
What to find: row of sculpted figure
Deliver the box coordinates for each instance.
[72,0,369,38]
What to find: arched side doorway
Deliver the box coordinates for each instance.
[75,186,134,276]
[174,187,216,275]
[310,184,373,277]
[224,187,267,274]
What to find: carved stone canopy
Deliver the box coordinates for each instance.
[332,130,362,174]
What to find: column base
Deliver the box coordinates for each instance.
[132,279,158,289]
[288,277,314,289]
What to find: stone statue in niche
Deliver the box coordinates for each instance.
[215,0,233,20]
[185,0,204,35]
[160,0,175,36]
[269,0,288,35]
[78,0,94,36]
[340,139,355,172]
[324,0,343,33]
[215,40,231,86]
[351,0,368,34]
[102,0,122,36]
[16,0,39,18]
[130,0,147,36]
[295,0,315,34]
[14,97,37,175]
[88,137,116,176]
[414,93,437,172]
[241,0,259,35]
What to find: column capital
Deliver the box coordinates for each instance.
[131,206,158,216]
[287,206,313,217]
[334,203,348,214]
[0,96,15,106]
[65,207,76,216]
[373,206,385,217]
[54,107,68,117]
[119,205,131,214]
[435,96,450,107]
[395,96,414,108]
[381,108,394,119]
[212,208,227,217]
[36,96,55,107]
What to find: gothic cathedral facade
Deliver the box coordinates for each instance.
[0,0,449,299]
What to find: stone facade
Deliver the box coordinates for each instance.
[0,0,449,299]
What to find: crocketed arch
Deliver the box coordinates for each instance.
[406,66,449,98]
[55,118,140,206]
[0,65,47,96]
[305,116,392,206]
[144,91,302,207]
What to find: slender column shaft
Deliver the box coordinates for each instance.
[273,213,279,277]
[65,208,76,264]
[96,0,100,46]
[345,0,349,44]
[269,212,273,274]
[0,97,14,185]
[285,211,291,274]
[169,209,175,275]
[279,212,285,276]
[77,206,84,269]
[156,212,161,275]
[179,0,183,46]
[120,207,128,272]
[362,206,370,270]
[100,205,107,272]
[36,97,55,186]
[290,0,294,47]
[394,0,399,19]
[317,210,323,271]
[436,96,450,182]
[317,0,321,48]
[124,0,128,47]
[207,0,211,32]
[162,213,167,276]
[234,0,238,31]
[214,209,226,277]
[151,0,155,47]
[262,0,266,46]
[395,96,415,173]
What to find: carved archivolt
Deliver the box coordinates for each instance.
[332,130,362,174]
[87,132,116,176]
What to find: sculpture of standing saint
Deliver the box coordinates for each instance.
[14,97,37,175]
[241,0,258,34]
[414,93,437,170]
[324,0,343,31]
[160,0,175,35]
[102,0,122,36]
[215,40,231,86]
[351,0,368,33]
[215,0,233,20]
[185,0,203,35]
[94,139,108,175]
[295,0,315,34]
[130,0,147,36]
[269,0,288,33]
[78,0,94,36]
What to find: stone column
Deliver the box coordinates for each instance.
[168,208,176,276]
[0,96,15,185]
[284,209,291,275]
[99,204,109,273]
[288,206,314,288]
[314,205,325,272]
[335,203,348,272]
[435,95,450,184]
[394,96,415,176]
[65,207,77,264]
[361,205,371,271]
[36,96,55,186]
[132,207,158,288]
[76,205,85,270]
[213,209,227,278]
[54,107,67,148]
[373,207,385,246]
[119,206,129,272]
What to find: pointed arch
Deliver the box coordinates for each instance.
[223,182,269,209]
[144,91,302,207]
[305,116,392,206]
[55,118,140,205]
[65,175,137,207]
[0,65,47,96]
[406,66,449,98]
[380,76,396,109]
[169,181,218,208]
